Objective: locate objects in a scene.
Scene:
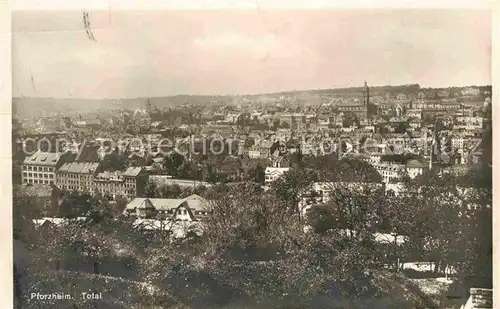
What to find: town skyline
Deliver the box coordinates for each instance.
[12,82,492,100]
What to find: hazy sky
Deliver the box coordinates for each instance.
[12,9,491,98]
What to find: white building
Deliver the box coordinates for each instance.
[461,87,481,96]
[373,163,407,184]
[454,116,483,131]
[22,151,63,185]
[451,137,465,150]
[300,181,384,215]
[124,194,211,221]
[247,145,262,159]
[409,118,424,129]
[264,167,290,186]
[368,154,383,164]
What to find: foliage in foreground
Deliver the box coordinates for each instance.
[14,153,491,307]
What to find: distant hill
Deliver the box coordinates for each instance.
[13,84,491,118]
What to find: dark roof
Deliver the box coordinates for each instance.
[406,159,424,168]
[14,184,62,199]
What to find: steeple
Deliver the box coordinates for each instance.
[362,81,370,106]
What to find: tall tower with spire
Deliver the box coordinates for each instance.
[362,81,370,106]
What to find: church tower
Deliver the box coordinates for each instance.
[363,81,370,106]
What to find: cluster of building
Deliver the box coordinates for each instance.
[21,150,148,200]
[15,82,491,236]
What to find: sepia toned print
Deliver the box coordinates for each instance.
[12,9,492,309]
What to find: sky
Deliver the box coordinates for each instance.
[12,9,491,98]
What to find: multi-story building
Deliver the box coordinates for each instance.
[279,113,306,130]
[409,118,424,130]
[373,163,407,184]
[337,81,370,120]
[451,137,465,150]
[367,154,383,164]
[461,87,481,96]
[55,163,148,200]
[406,109,422,119]
[94,167,148,200]
[247,145,262,159]
[22,151,66,185]
[454,116,483,131]
[372,159,424,183]
[55,162,101,192]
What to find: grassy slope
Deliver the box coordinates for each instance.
[409,278,466,309]
[24,270,186,309]
[22,268,448,309]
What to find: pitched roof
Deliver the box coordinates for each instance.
[122,167,143,177]
[125,194,211,212]
[23,151,61,166]
[406,159,424,169]
[183,194,211,211]
[58,162,100,174]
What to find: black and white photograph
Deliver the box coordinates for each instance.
[10,6,493,309]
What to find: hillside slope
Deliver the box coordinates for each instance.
[21,268,445,309]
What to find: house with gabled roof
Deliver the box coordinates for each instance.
[123,194,212,221]
[406,159,425,179]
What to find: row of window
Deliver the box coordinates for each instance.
[58,180,93,188]
[340,106,366,111]
[59,185,134,195]
[60,185,92,191]
[23,179,53,184]
[22,172,54,179]
[137,209,209,217]
[58,173,92,179]
[56,178,135,187]
[23,166,55,172]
